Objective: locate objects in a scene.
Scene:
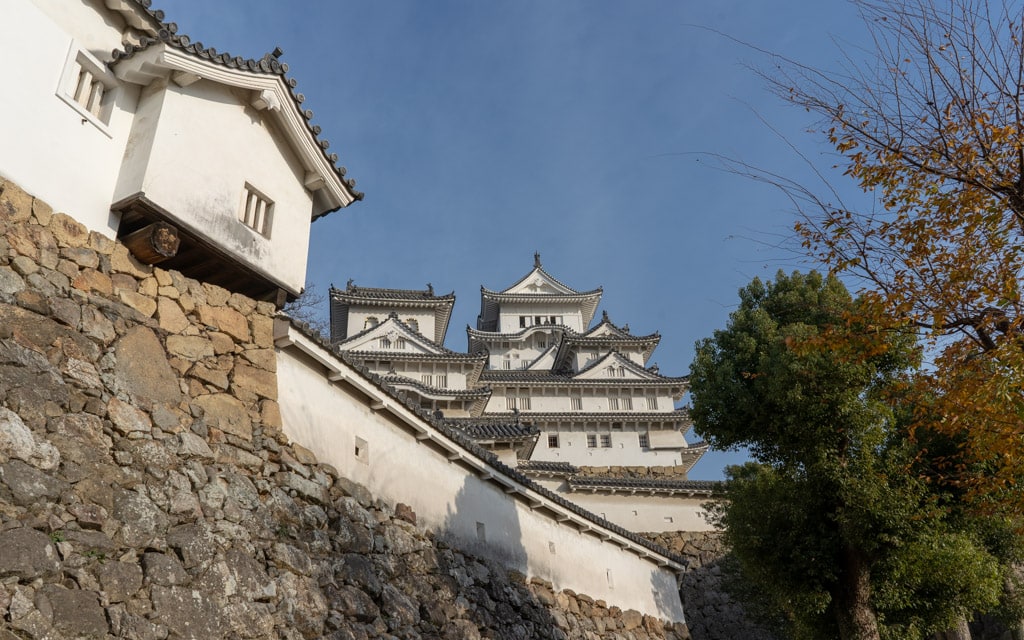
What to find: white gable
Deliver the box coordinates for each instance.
[572,352,661,381]
[340,317,445,355]
[503,267,577,295]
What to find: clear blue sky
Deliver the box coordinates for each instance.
[160,1,872,480]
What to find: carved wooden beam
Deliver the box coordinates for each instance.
[121,222,180,264]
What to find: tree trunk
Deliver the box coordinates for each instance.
[834,544,881,640]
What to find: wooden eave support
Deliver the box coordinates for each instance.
[121,222,180,264]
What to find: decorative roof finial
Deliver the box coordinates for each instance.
[602,310,609,322]
[534,252,542,268]
[271,46,284,59]
[346,278,354,290]
[427,283,434,296]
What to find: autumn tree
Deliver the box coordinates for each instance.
[757,0,1024,498]
[690,271,1012,640]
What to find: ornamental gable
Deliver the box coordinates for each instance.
[572,351,663,381]
[340,316,446,356]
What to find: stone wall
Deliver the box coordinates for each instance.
[0,177,690,640]
[641,531,777,640]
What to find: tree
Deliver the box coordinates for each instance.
[690,271,1010,640]
[282,282,330,337]
[761,0,1024,498]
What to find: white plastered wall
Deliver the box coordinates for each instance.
[1,0,138,237]
[532,479,713,533]
[114,80,313,293]
[533,429,684,467]
[276,340,686,622]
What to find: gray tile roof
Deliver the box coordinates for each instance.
[567,477,721,495]
[333,282,455,302]
[517,460,579,474]
[458,423,540,441]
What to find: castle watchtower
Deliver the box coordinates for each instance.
[109,35,362,303]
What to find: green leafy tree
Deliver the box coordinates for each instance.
[691,271,1010,640]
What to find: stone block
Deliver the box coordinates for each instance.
[118,290,157,317]
[251,314,275,348]
[232,361,278,399]
[166,335,214,360]
[198,304,250,342]
[243,347,276,371]
[31,196,53,226]
[48,212,89,247]
[35,585,107,636]
[0,266,25,295]
[72,268,113,295]
[111,244,152,278]
[0,182,33,222]
[261,399,282,428]
[107,397,151,435]
[0,528,61,579]
[98,561,143,602]
[0,460,67,505]
[193,393,252,440]
[61,245,99,268]
[88,230,115,254]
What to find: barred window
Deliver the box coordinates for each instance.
[239,184,274,236]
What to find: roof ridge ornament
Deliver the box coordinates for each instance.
[534,252,541,268]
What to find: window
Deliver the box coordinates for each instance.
[638,433,650,448]
[378,337,391,349]
[518,396,531,410]
[436,374,447,387]
[647,397,658,410]
[587,434,597,448]
[506,397,517,410]
[608,398,620,411]
[570,397,583,411]
[364,317,379,329]
[600,434,612,448]
[239,184,274,236]
[548,434,560,448]
[58,45,117,130]
[621,397,633,411]
[618,366,625,377]
[502,359,511,370]
[421,374,433,386]
[406,319,419,332]
[520,316,529,328]
[394,337,406,349]
[663,516,674,524]
[354,436,368,464]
